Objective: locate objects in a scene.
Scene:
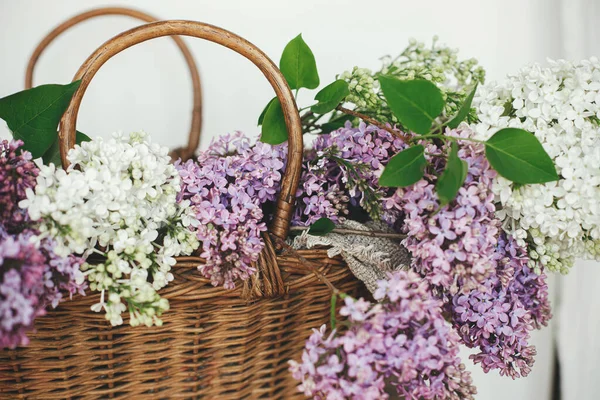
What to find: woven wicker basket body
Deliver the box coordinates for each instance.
[0,20,360,399]
[1,251,356,399]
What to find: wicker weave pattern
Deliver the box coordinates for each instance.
[0,20,361,399]
[1,251,357,399]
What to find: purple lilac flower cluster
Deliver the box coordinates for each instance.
[288,124,553,387]
[0,230,85,348]
[289,271,477,400]
[176,132,286,289]
[293,122,406,226]
[450,233,551,378]
[0,140,38,233]
[1,140,85,349]
[382,129,501,295]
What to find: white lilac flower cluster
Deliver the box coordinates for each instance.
[338,36,485,123]
[473,59,600,273]
[20,132,199,326]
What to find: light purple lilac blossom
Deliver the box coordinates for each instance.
[176,132,286,289]
[450,233,551,378]
[293,122,406,226]
[0,140,38,233]
[289,271,476,400]
[0,229,85,349]
[383,128,501,295]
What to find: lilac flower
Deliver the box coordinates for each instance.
[293,122,406,226]
[0,140,39,232]
[383,128,501,295]
[176,132,286,288]
[290,271,476,399]
[449,233,552,378]
[0,229,85,349]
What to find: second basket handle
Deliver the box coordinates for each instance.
[27,7,203,160]
[59,20,303,241]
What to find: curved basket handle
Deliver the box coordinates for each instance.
[27,7,203,160]
[59,20,303,241]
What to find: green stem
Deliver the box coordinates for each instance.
[336,105,411,142]
[92,248,107,257]
[414,133,485,145]
[330,293,337,330]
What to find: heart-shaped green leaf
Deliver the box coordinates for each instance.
[0,81,81,158]
[311,80,349,114]
[280,34,319,90]
[260,98,288,144]
[378,77,444,134]
[42,131,91,166]
[308,217,335,236]
[436,142,468,206]
[379,145,427,187]
[447,84,478,129]
[485,128,559,184]
[257,97,277,126]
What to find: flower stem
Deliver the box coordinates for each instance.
[330,293,338,330]
[336,105,411,142]
[92,248,107,257]
[415,133,485,145]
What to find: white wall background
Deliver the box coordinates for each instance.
[0,0,563,147]
[0,1,597,399]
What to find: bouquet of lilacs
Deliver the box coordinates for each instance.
[150,35,561,397]
[256,36,563,399]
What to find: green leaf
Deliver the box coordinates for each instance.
[308,217,335,236]
[485,128,559,184]
[260,98,288,144]
[436,142,468,206]
[257,97,277,126]
[311,80,349,114]
[378,76,444,134]
[447,84,477,129]
[279,34,319,90]
[379,145,427,187]
[42,131,91,166]
[0,81,81,158]
[321,114,353,133]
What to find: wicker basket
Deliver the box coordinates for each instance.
[0,20,361,399]
[25,6,203,161]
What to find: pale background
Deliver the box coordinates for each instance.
[0,1,598,399]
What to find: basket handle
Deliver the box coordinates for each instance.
[27,7,203,160]
[58,20,303,241]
